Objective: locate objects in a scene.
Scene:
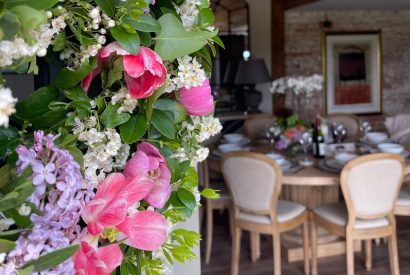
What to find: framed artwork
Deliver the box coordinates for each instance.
[322,31,382,114]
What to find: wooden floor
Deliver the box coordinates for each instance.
[200,212,410,275]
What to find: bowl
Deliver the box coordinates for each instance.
[218,143,242,153]
[377,143,404,154]
[335,152,358,166]
[223,133,244,143]
[365,132,388,145]
[266,153,285,165]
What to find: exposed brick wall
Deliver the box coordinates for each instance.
[284,10,410,130]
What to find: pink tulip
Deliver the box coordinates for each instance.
[179,79,214,116]
[124,142,171,209]
[73,241,123,275]
[116,210,168,251]
[81,173,153,235]
[81,42,166,99]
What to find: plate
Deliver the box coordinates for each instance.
[325,159,344,170]
[280,160,292,169]
[318,159,342,174]
[221,138,251,146]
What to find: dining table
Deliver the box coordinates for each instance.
[208,142,410,262]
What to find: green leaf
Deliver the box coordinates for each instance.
[155,14,217,60]
[0,164,11,189]
[150,109,175,139]
[55,57,97,90]
[0,11,20,40]
[6,0,59,10]
[0,238,15,253]
[106,57,124,88]
[29,108,68,130]
[0,229,24,240]
[10,5,46,39]
[0,180,35,211]
[52,31,66,51]
[177,188,196,209]
[22,245,79,272]
[0,127,19,159]
[64,86,89,101]
[212,35,225,49]
[146,86,166,120]
[123,14,160,32]
[110,26,140,55]
[139,31,152,47]
[3,209,32,228]
[201,188,220,199]
[95,0,115,17]
[154,99,186,124]
[18,265,34,275]
[15,86,60,120]
[119,113,148,144]
[100,104,131,128]
[198,8,214,27]
[181,167,198,189]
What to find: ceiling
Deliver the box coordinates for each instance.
[293,0,410,11]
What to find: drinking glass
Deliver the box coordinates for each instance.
[359,120,372,139]
[298,132,313,166]
[332,123,347,143]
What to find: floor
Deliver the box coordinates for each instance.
[200,211,410,275]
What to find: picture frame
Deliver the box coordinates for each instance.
[322,31,382,114]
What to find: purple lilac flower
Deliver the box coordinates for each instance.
[275,137,290,150]
[9,131,94,274]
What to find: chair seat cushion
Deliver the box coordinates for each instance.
[313,202,389,229]
[396,188,410,206]
[238,200,306,225]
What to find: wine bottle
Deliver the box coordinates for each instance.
[312,115,326,158]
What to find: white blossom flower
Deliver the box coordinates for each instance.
[0,217,14,231]
[107,20,116,28]
[0,86,18,128]
[171,55,206,89]
[89,8,100,19]
[111,87,138,114]
[175,0,202,31]
[18,204,31,216]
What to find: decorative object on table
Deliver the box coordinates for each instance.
[364,132,389,145]
[326,113,360,141]
[298,132,314,166]
[334,152,358,166]
[274,115,308,156]
[377,143,404,154]
[270,74,323,121]
[312,115,327,158]
[0,1,222,273]
[332,123,348,143]
[234,59,271,113]
[323,31,382,114]
[264,123,281,147]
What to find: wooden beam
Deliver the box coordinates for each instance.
[284,0,319,10]
[271,0,285,79]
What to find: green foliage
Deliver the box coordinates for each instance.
[154,99,186,124]
[201,188,220,199]
[155,14,217,60]
[0,177,35,211]
[177,188,196,210]
[111,25,140,55]
[10,5,46,40]
[162,229,200,265]
[123,14,160,33]
[120,113,148,144]
[100,103,131,128]
[0,126,19,159]
[55,57,97,90]
[94,0,116,17]
[0,10,20,40]
[6,0,60,10]
[0,238,16,253]
[150,109,175,139]
[22,245,79,272]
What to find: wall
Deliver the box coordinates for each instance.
[247,0,272,114]
[285,10,410,119]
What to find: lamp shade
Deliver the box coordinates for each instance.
[234,59,271,85]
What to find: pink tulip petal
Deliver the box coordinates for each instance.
[123,54,145,78]
[144,182,171,209]
[141,47,167,76]
[81,53,104,92]
[117,210,167,251]
[137,142,164,162]
[94,173,125,200]
[96,199,128,227]
[100,42,129,58]
[95,244,123,273]
[157,163,172,186]
[124,71,157,99]
[122,177,154,206]
[179,79,214,116]
[124,151,150,179]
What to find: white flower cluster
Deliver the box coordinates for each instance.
[173,146,209,167]
[0,14,66,68]
[270,74,323,98]
[78,128,130,188]
[180,116,222,143]
[0,86,18,128]
[174,0,201,31]
[111,87,138,114]
[167,56,206,92]
[0,215,14,232]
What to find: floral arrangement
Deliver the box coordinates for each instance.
[270,74,323,98]
[274,115,307,151]
[0,0,222,274]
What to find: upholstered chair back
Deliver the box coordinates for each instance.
[222,152,281,213]
[243,115,276,139]
[341,154,405,219]
[326,113,360,140]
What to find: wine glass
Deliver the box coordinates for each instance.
[298,131,313,166]
[359,120,372,139]
[264,124,275,146]
[332,123,347,143]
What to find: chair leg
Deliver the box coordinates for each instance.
[250,232,260,263]
[228,203,234,237]
[310,222,318,275]
[364,239,372,271]
[205,204,213,264]
[231,227,242,275]
[388,232,400,275]
[346,233,354,275]
[302,222,310,275]
[273,232,281,275]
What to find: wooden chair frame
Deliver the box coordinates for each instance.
[311,153,406,275]
[243,114,276,139]
[394,166,410,216]
[222,151,310,275]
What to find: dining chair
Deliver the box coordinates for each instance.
[222,151,310,275]
[199,159,234,264]
[395,187,410,215]
[311,153,406,275]
[243,114,276,139]
[325,113,360,140]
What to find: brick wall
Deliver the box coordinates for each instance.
[284,10,410,130]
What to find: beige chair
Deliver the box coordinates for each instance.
[222,151,310,275]
[326,113,360,140]
[243,114,276,140]
[311,153,406,275]
[200,159,233,264]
